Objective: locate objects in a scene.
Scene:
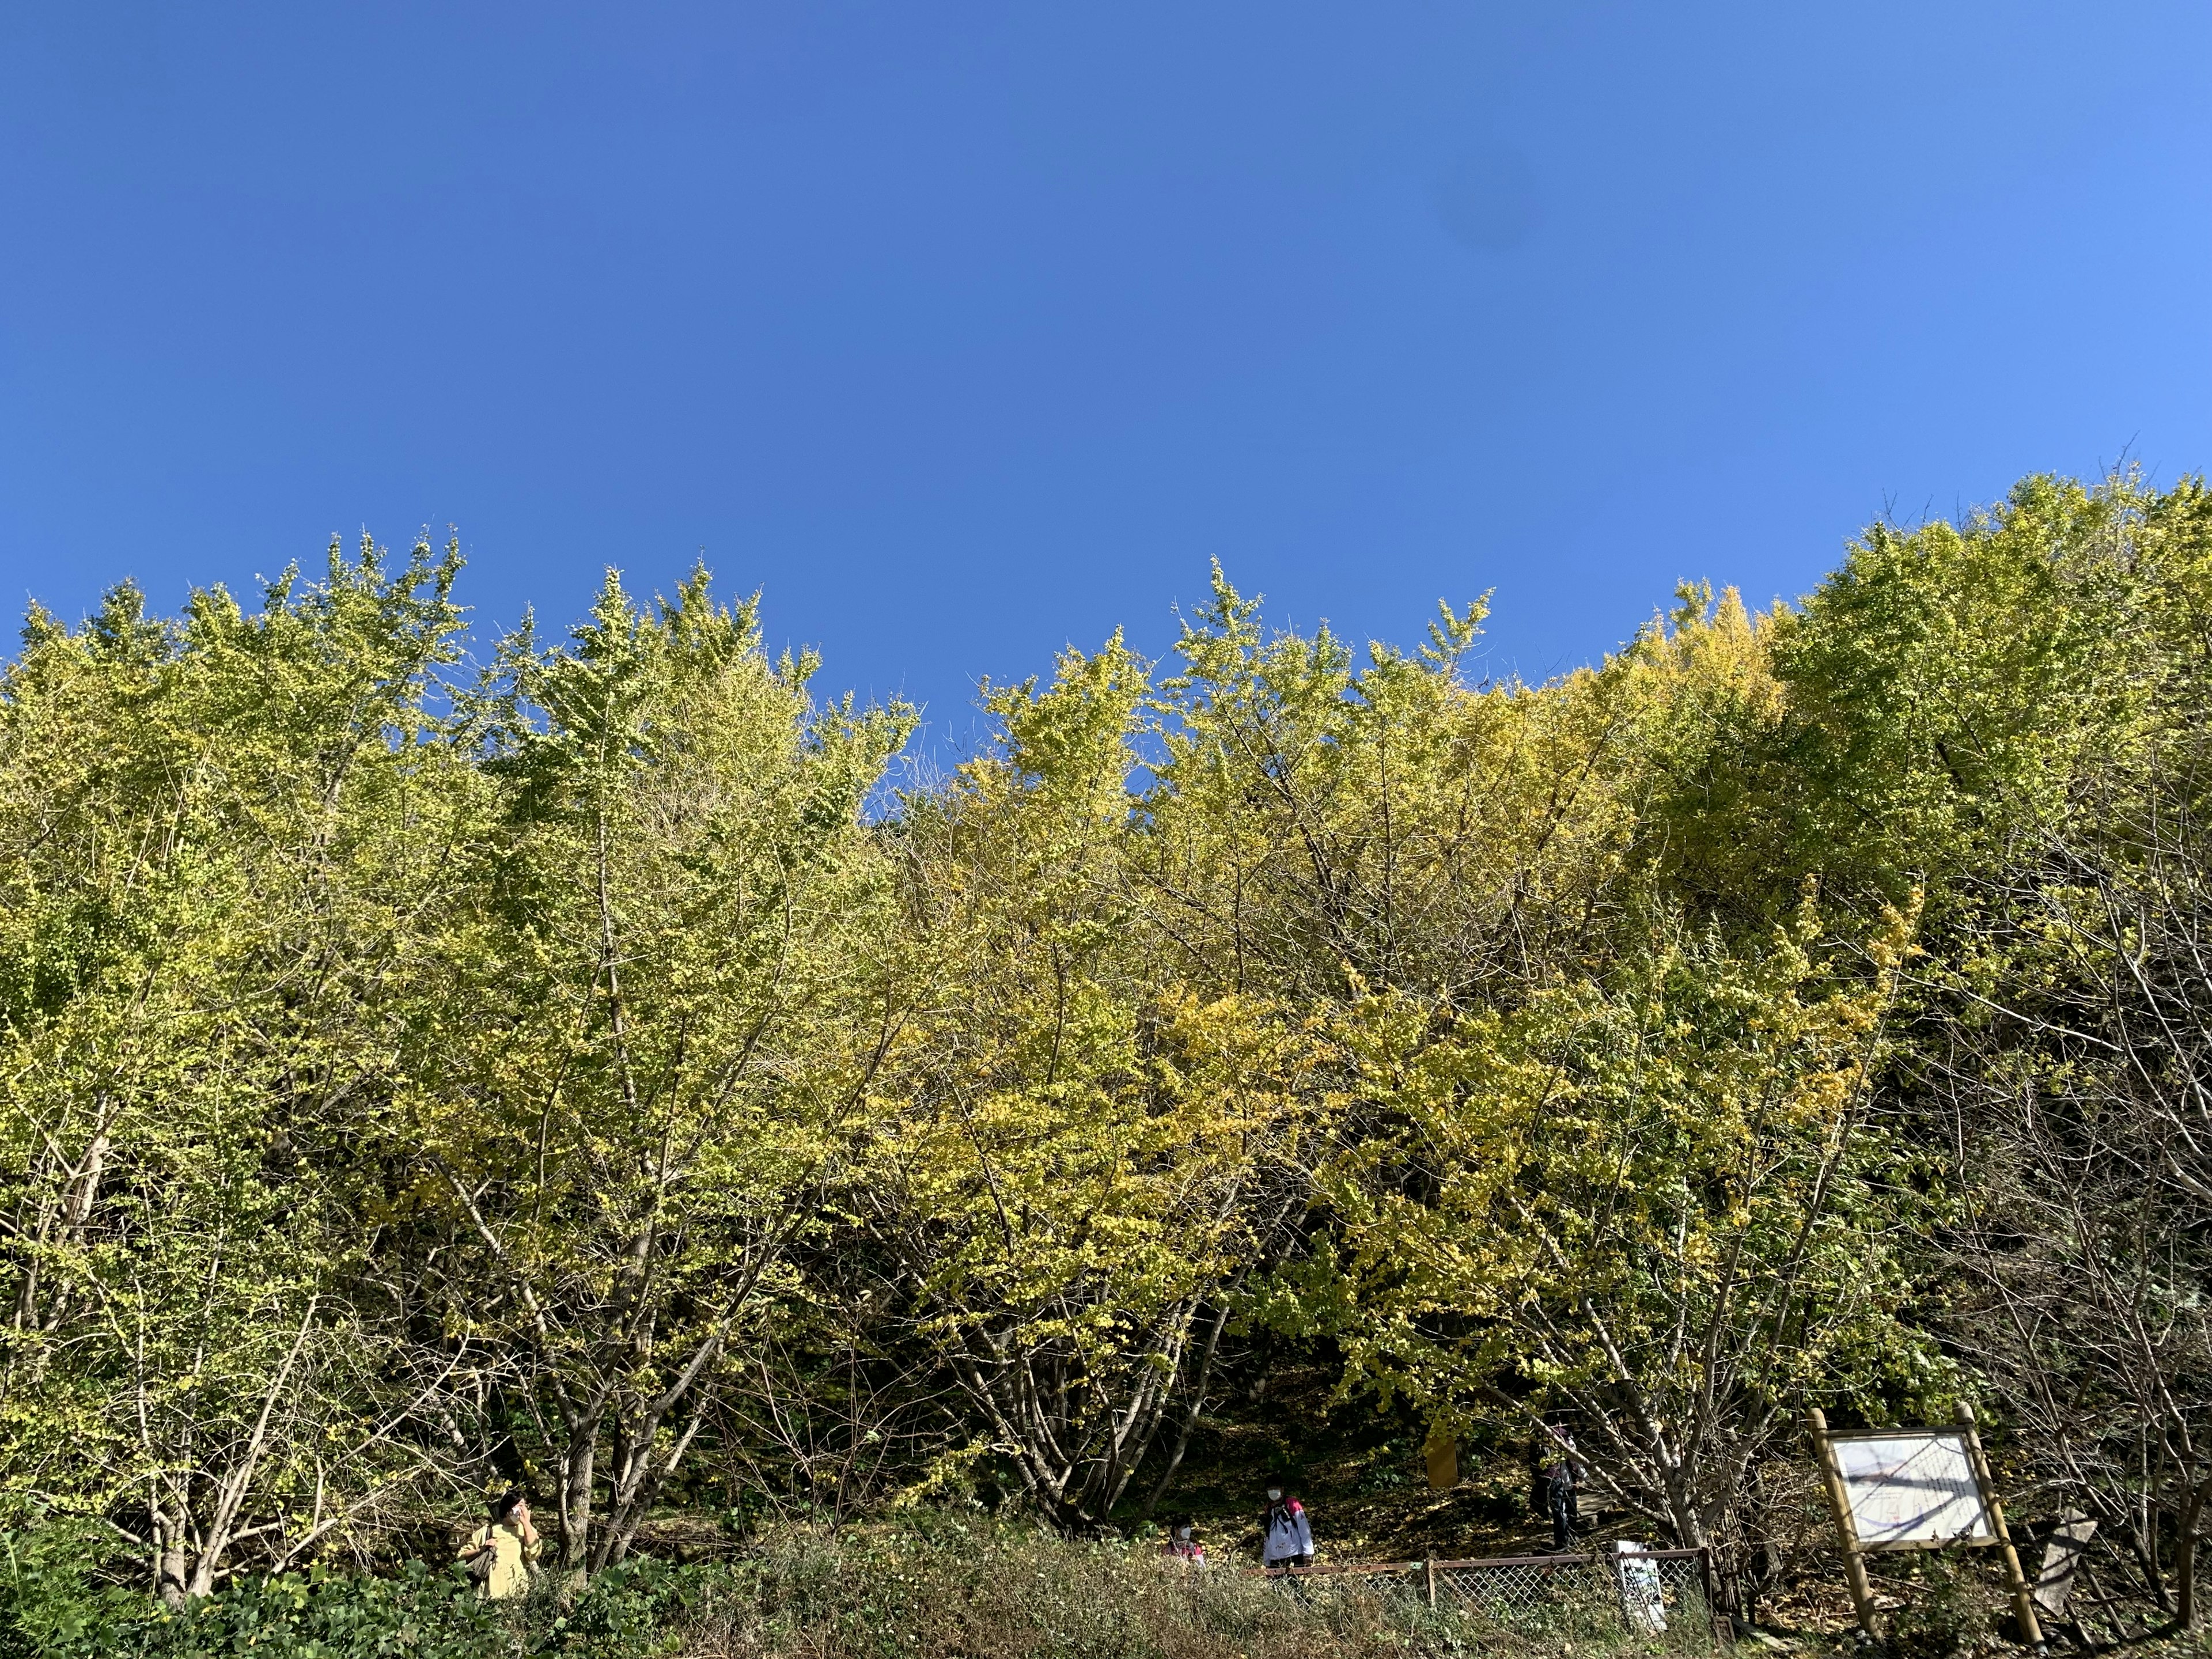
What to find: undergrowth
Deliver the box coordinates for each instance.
[0,1511,1725,1659]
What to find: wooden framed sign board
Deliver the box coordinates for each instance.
[1808,1404,2043,1647]
[1824,1429,1994,1548]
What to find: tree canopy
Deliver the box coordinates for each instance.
[9,473,2212,1635]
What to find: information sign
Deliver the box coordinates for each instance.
[1808,1406,2043,1649]
[1828,1430,1995,1548]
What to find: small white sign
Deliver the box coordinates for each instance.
[1612,1541,1667,1632]
[1830,1431,1994,1548]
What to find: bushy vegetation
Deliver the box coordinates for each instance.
[7,470,2212,1647]
[0,1512,1715,1659]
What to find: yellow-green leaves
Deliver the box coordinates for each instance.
[1321,902,1930,1546]
[405,565,913,1574]
[0,536,485,1600]
[7,468,2207,1588]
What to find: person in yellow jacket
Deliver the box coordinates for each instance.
[459,1490,541,1601]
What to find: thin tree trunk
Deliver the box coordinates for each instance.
[153,1492,190,1612]
[560,1424,599,1572]
[1143,1303,1230,1517]
[2176,1474,2211,1630]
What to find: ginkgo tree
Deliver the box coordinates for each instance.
[404,568,914,1575]
[1317,897,1933,1596]
[872,635,1327,1528]
[0,539,487,1603]
[5,471,2209,1639]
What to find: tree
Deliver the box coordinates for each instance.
[404,568,913,1575]
[874,637,1324,1528]
[1930,815,2212,1633]
[0,540,484,1602]
[1914,476,2212,1633]
[1319,899,1933,1611]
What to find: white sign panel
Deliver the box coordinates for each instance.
[1830,1430,1993,1548]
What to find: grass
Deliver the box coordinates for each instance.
[673,1520,1729,1659]
[1,1513,1732,1659]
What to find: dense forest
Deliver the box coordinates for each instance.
[7,472,2212,1641]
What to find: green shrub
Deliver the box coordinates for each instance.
[1,1510,1722,1658]
[0,1507,152,1659]
[162,1562,512,1659]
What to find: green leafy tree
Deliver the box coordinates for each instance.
[405,569,913,1575]
[0,539,484,1602]
[875,636,1325,1527]
[1318,899,1934,1588]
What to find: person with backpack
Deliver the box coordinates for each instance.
[459,1488,541,1601]
[1162,1523,1207,1567]
[1261,1486,1313,1571]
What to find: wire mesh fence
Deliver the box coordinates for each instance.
[1250,1548,1721,1649]
[1434,1549,1716,1645]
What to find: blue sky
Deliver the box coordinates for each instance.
[2,3,2206,755]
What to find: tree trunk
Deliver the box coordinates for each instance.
[2176,1476,2211,1630]
[559,1426,598,1571]
[597,1408,706,1571]
[151,1495,190,1611]
[1142,1304,1229,1517]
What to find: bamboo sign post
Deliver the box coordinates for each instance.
[1808,1409,1881,1638]
[1953,1403,2044,1651]
[1807,1406,2044,1649]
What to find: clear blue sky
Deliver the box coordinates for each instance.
[3,3,2206,754]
